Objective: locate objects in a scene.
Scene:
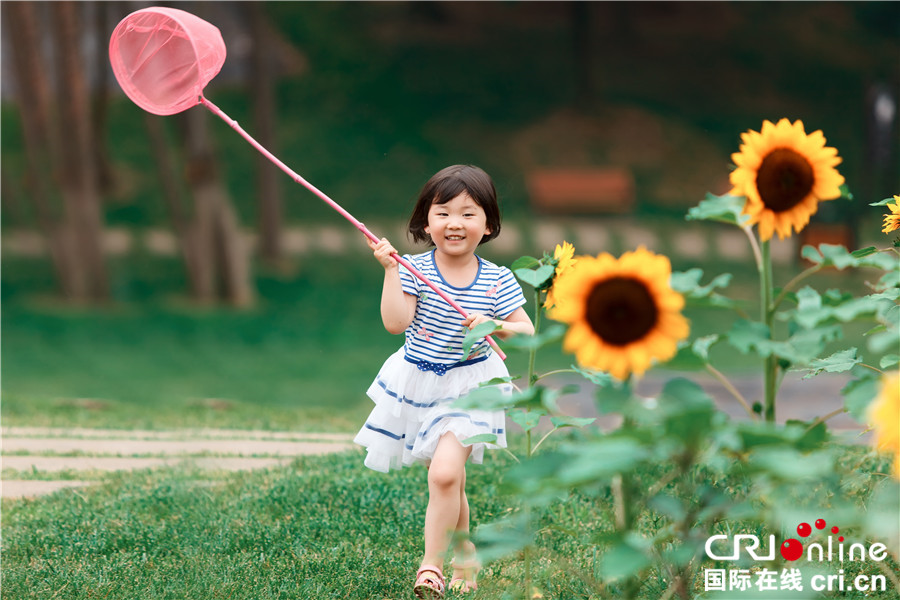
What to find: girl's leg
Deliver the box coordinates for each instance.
[451,472,479,586]
[454,468,477,555]
[421,433,472,570]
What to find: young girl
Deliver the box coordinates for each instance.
[354,165,534,598]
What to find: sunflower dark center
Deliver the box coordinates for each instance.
[755,148,814,212]
[585,277,658,346]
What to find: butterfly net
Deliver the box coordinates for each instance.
[109,7,226,116]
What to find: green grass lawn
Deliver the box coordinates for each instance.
[3,445,896,600]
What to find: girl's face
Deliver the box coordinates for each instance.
[424,192,491,258]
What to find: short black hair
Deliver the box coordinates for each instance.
[407,165,502,246]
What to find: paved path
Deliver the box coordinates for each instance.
[1,428,356,500]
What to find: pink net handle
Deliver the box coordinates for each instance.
[109,7,226,116]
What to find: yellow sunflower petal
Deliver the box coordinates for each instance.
[868,371,900,456]
[730,118,844,242]
[549,248,689,380]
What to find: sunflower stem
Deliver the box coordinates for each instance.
[706,363,757,420]
[760,240,777,423]
[527,288,542,388]
[535,368,580,382]
[522,288,543,600]
[743,225,764,273]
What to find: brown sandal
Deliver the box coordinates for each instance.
[414,564,445,599]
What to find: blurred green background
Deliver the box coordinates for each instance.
[2,1,898,432]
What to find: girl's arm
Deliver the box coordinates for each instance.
[462,306,535,339]
[368,237,417,335]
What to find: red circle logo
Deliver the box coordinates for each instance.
[780,539,804,561]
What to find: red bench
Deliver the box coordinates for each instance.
[527,167,635,214]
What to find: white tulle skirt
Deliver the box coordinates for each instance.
[353,348,511,473]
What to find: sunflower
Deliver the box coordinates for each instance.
[868,370,900,479]
[544,241,577,310]
[729,118,845,241]
[882,196,900,234]
[547,246,689,380]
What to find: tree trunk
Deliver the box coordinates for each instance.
[91,2,114,195]
[181,107,254,307]
[249,2,284,266]
[143,112,210,299]
[2,2,57,230]
[4,1,100,300]
[52,1,109,301]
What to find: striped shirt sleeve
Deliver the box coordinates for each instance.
[398,254,420,297]
[493,266,526,319]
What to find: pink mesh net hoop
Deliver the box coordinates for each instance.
[109,7,226,116]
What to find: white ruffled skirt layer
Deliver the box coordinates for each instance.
[353,348,511,473]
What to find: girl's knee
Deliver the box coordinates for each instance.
[428,463,463,491]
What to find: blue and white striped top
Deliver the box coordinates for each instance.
[399,250,526,365]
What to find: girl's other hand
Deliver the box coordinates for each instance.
[367,236,399,269]
[461,313,498,331]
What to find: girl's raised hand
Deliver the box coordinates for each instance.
[367,236,399,269]
[461,313,498,331]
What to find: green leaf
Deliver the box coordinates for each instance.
[462,385,567,413]
[880,354,900,369]
[595,382,636,414]
[671,268,736,308]
[785,419,829,451]
[549,416,596,429]
[479,375,520,386]
[750,447,835,480]
[598,540,651,581]
[765,325,842,365]
[509,408,545,433]
[572,365,613,385]
[800,348,860,379]
[841,375,881,422]
[510,255,541,271]
[503,324,565,351]
[780,288,899,329]
[472,513,534,563]
[656,378,716,446]
[870,197,897,206]
[461,320,499,356]
[461,433,498,445]
[668,335,720,370]
[649,495,687,521]
[686,192,749,226]
[801,243,899,271]
[726,319,771,355]
[802,244,824,264]
[851,246,879,258]
[736,421,804,449]
[514,264,555,288]
[454,385,513,411]
[557,437,647,484]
